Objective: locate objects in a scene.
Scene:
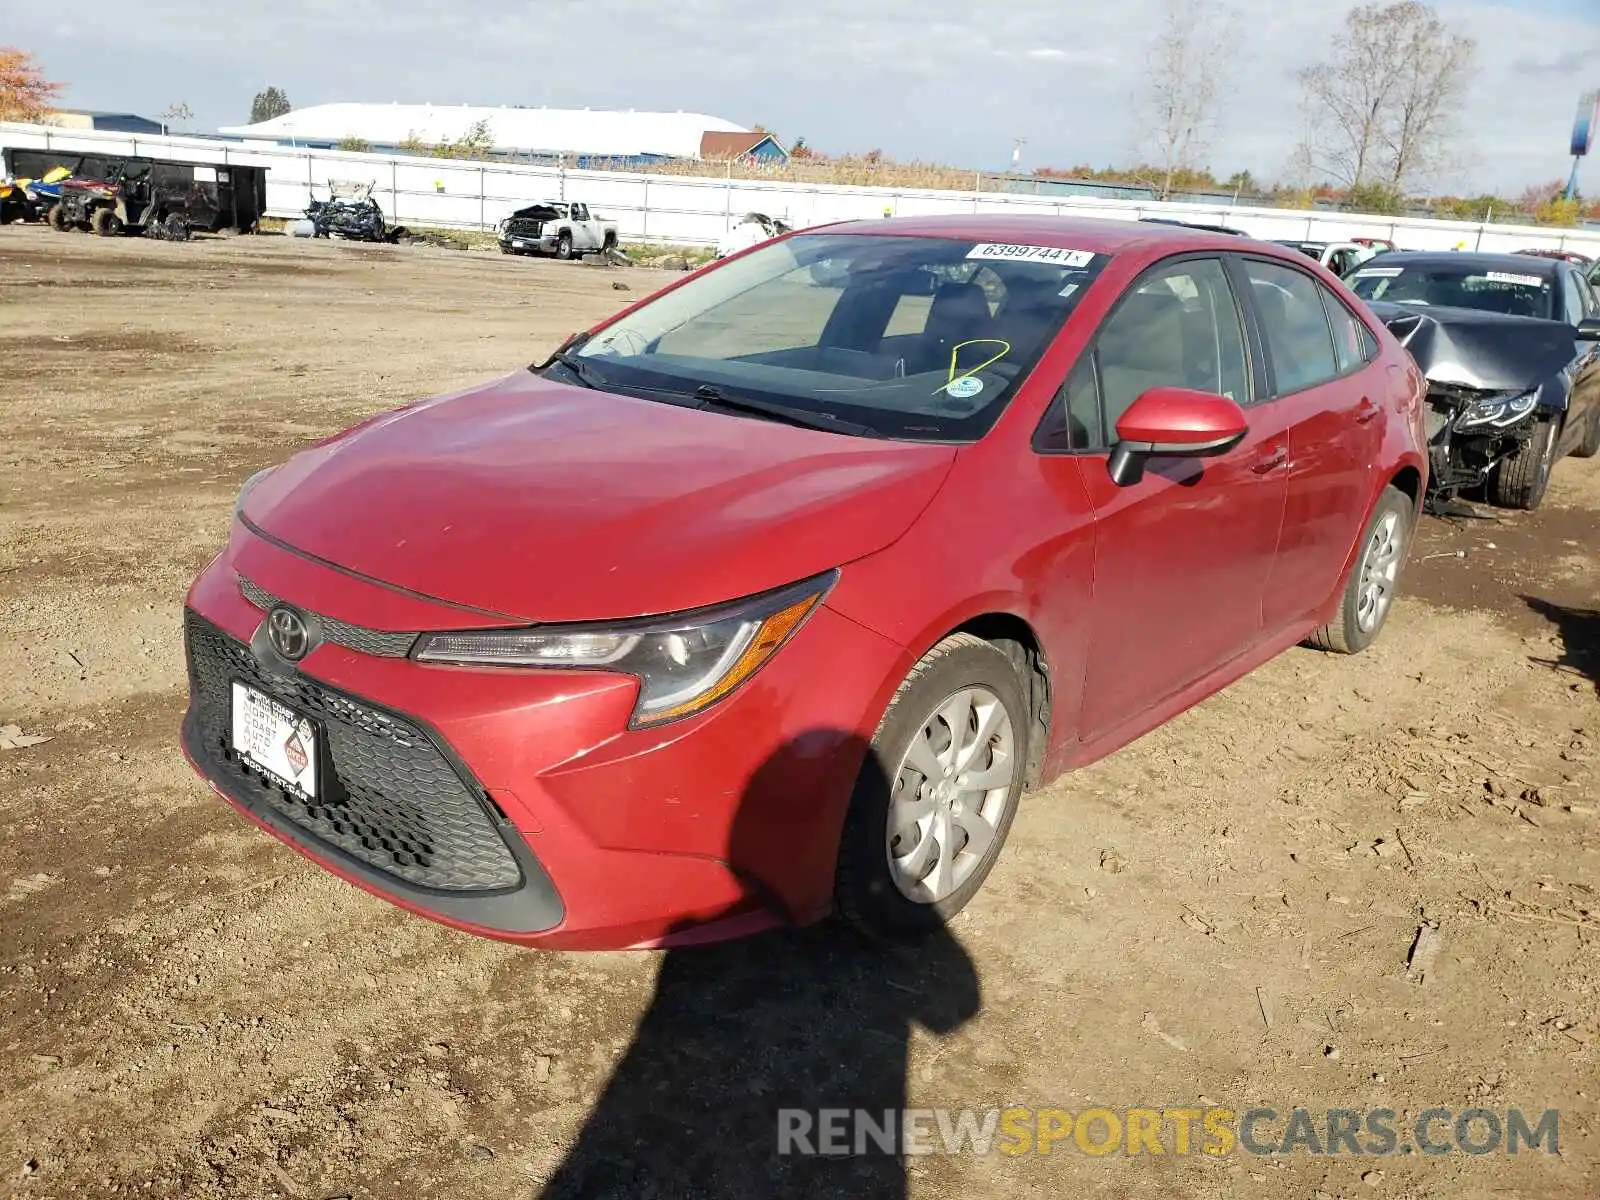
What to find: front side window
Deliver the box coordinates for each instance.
[568,233,1109,440]
[1039,257,1249,451]
[1560,270,1586,326]
[1243,260,1340,395]
[1347,261,1556,321]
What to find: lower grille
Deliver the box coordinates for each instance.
[184,611,522,893]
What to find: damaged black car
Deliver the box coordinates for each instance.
[1348,252,1600,512]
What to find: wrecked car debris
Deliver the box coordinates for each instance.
[305,180,406,243]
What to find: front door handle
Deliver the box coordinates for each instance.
[1354,398,1380,424]
[1252,445,1288,474]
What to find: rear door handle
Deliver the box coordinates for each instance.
[1355,398,1380,424]
[1252,445,1287,474]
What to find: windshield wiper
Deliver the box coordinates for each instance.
[544,349,607,390]
[689,384,873,436]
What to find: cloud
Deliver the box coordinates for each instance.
[5,0,1597,192]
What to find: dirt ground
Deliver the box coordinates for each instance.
[1,229,1596,1200]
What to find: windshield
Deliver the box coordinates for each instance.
[565,232,1109,440]
[1347,262,1555,320]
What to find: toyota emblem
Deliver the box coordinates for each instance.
[267,606,310,661]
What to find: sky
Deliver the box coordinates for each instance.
[12,0,1600,195]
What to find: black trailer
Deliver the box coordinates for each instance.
[2,147,268,239]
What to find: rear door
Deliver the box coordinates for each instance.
[1236,257,1384,634]
[1041,256,1291,743]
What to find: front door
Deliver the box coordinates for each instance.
[1060,256,1289,743]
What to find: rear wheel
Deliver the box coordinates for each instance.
[1491,416,1557,509]
[1573,408,1600,459]
[835,633,1029,941]
[163,213,191,242]
[91,207,123,237]
[1307,486,1413,655]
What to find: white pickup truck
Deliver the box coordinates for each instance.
[497,201,618,259]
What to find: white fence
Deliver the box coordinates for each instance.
[6,121,1600,257]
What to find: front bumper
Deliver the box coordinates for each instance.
[498,231,557,253]
[179,530,907,949]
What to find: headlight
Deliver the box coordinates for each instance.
[1456,392,1539,429]
[413,572,836,726]
[234,465,278,518]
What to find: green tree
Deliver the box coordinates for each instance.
[336,135,372,152]
[248,86,290,124]
[1344,179,1405,214]
[436,118,494,160]
[1534,196,1581,227]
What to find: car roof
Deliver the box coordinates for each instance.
[1363,250,1561,277]
[817,213,1265,256]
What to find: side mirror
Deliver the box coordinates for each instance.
[1577,317,1600,341]
[1107,387,1250,487]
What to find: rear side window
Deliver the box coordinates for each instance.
[1322,291,1378,376]
[1243,260,1339,395]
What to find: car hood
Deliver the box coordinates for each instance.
[241,371,956,623]
[1367,301,1576,392]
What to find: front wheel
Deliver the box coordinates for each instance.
[835,633,1029,941]
[1491,416,1557,509]
[46,204,70,232]
[1306,485,1413,655]
[555,231,574,260]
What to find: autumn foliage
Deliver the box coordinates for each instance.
[0,47,60,123]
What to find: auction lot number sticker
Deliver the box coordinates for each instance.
[967,243,1097,268]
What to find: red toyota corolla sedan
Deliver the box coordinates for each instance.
[181,216,1427,950]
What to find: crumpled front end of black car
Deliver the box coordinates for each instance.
[1371,301,1577,509]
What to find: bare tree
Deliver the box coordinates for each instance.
[1135,0,1237,200]
[158,101,193,135]
[1297,2,1474,192]
[1382,7,1475,189]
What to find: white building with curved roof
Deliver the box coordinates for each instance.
[218,104,786,165]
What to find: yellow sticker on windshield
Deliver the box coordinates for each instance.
[936,338,1012,395]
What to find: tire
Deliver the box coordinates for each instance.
[835,633,1029,941]
[1491,416,1557,510]
[164,213,191,242]
[1572,408,1600,459]
[555,231,574,260]
[46,203,70,232]
[1306,485,1413,655]
[91,207,122,237]
[602,231,617,252]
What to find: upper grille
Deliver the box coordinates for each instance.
[238,576,418,659]
[185,611,522,893]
